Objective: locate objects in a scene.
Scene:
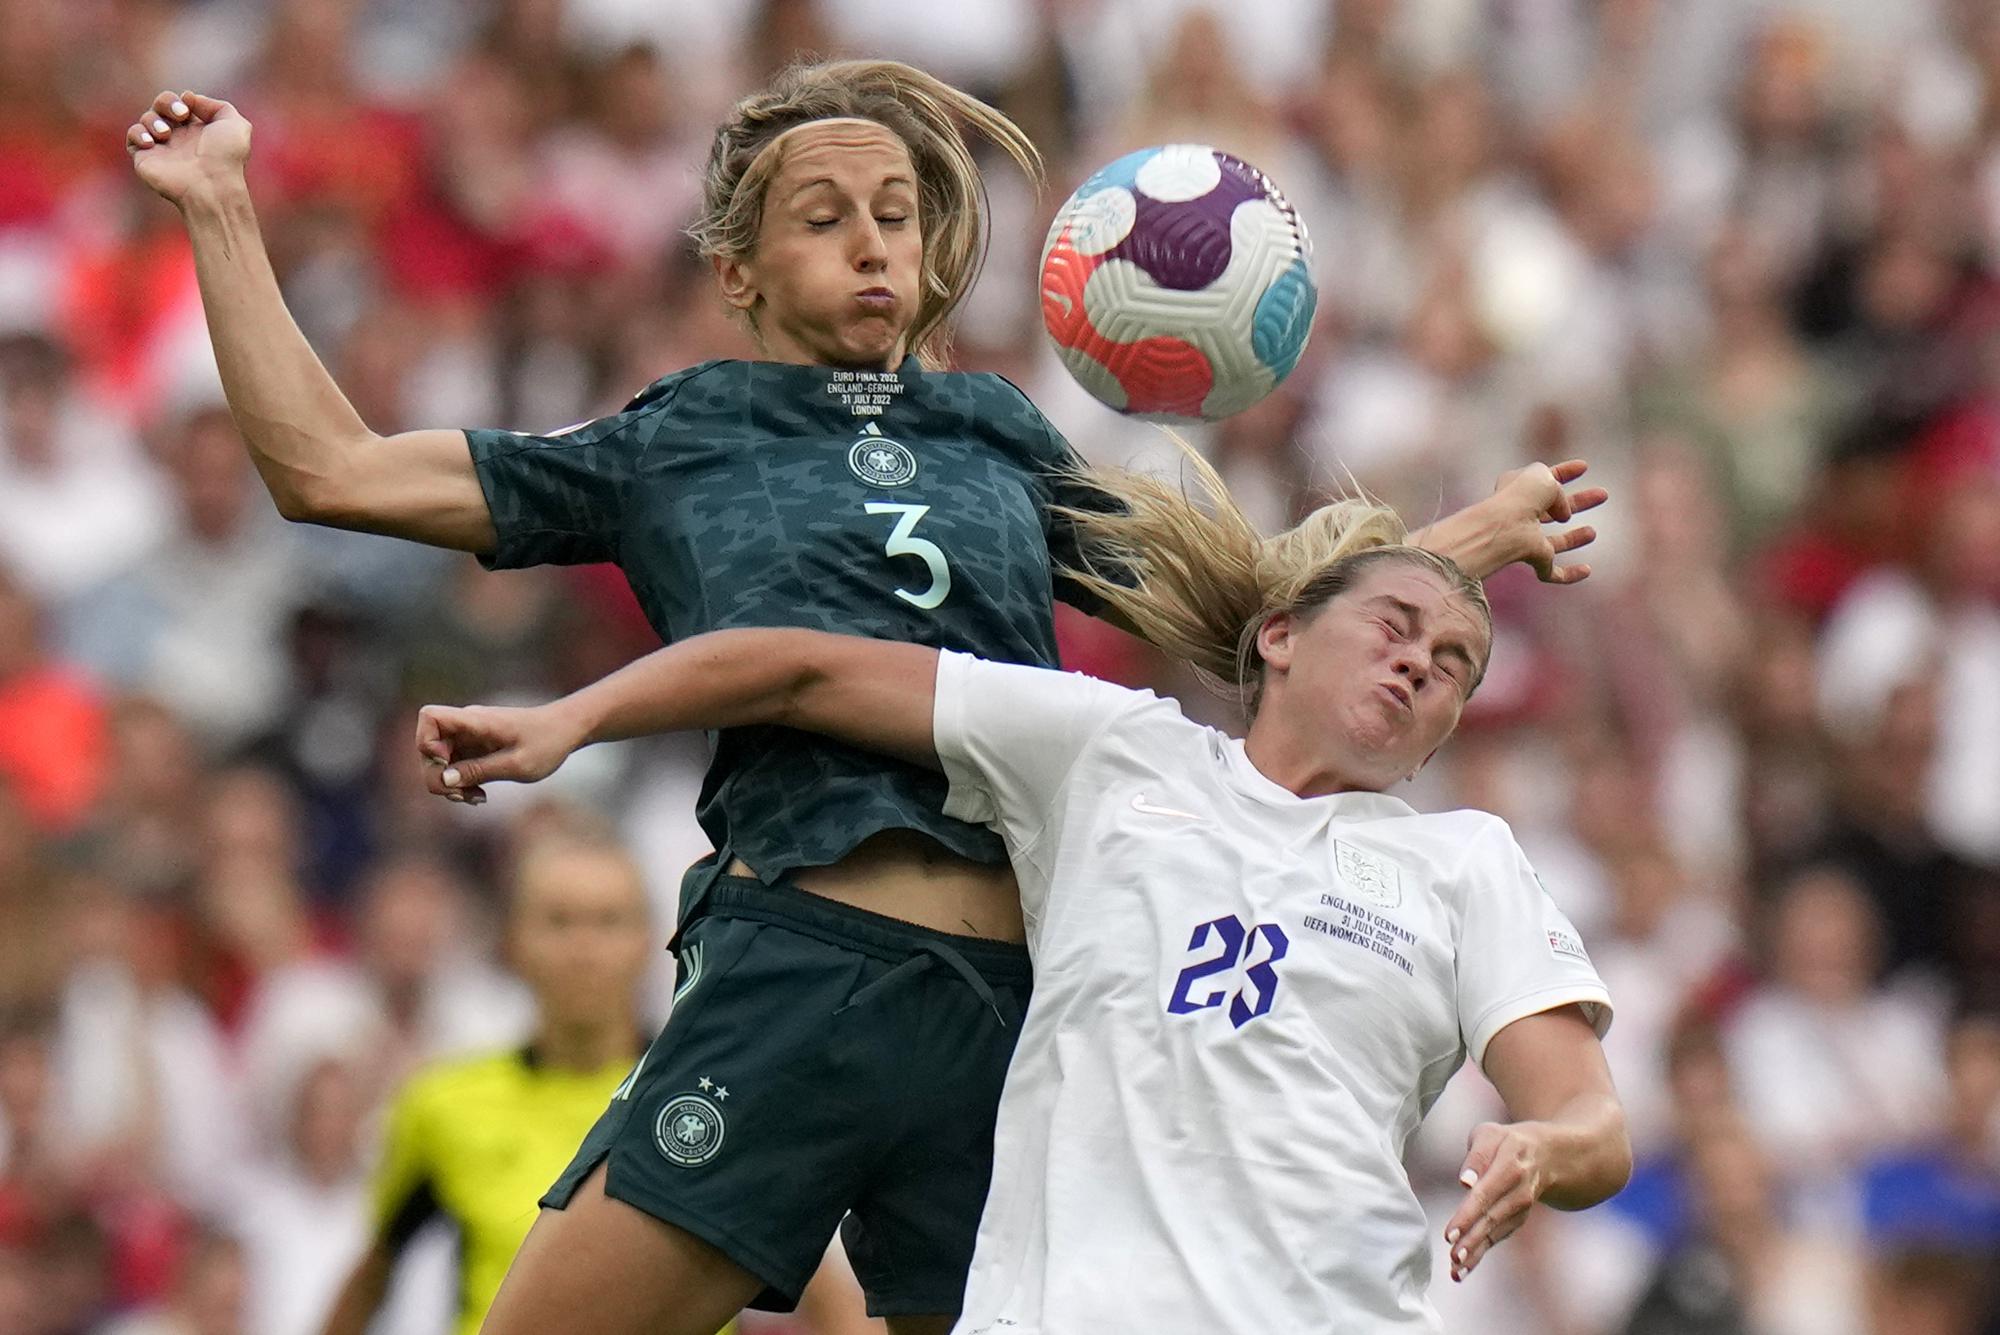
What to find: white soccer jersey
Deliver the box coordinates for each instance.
[931,653,1613,1335]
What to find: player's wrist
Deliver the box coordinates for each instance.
[175,172,255,224]
[1418,496,1511,580]
[543,693,601,756]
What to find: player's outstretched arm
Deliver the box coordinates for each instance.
[1441,1005,1630,1283]
[127,90,495,552]
[416,629,943,803]
[1414,460,1606,584]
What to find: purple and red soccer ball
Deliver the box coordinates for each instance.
[1040,144,1317,423]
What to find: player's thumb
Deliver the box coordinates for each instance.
[181,91,236,121]
[1459,1122,1504,1188]
[440,756,492,790]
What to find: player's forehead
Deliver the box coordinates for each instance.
[768,119,915,200]
[1346,565,1487,642]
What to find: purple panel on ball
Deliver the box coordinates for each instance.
[1103,151,1268,291]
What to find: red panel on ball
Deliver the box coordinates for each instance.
[1044,224,1215,417]
[1104,336,1214,417]
[1040,226,1102,347]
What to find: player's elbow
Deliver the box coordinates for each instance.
[268,477,324,523]
[771,637,839,730]
[257,435,380,527]
[1549,1098,1631,1211]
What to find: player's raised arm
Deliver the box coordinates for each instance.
[1412,460,1607,585]
[416,629,946,803]
[127,90,495,551]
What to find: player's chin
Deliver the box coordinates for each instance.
[832,317,908,367]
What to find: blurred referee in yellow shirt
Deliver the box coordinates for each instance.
[317,830,739,1335]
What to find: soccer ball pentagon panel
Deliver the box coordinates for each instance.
[1040,144,1317,423]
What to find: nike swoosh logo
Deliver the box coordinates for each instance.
[1131,793,1205,821]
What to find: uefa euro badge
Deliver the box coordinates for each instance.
[1336,840,1401,909]
[655,1092,726,1167]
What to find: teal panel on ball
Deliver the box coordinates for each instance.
[1074,147,1153,199]
[1251,255,1316,383]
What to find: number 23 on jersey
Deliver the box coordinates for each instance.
[1168,914,1289,1029]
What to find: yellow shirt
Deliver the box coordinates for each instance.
[371,1046,737,1335]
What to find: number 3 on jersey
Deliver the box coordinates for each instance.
[1167,915,1289,1029]
[865,502,952,610]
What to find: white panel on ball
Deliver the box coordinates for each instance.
[1133,143,1224,203]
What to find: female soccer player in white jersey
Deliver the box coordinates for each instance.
[414,462,1631,1334]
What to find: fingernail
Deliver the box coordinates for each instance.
[1446,1227,1461,1244]
[139,132,154,145]
[1455,1247,1468,1264]
[152,118,169,133]
[1459,1169,1478,1188]
[442,767,461,787]
[171,100,188,116]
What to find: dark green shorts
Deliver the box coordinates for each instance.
[543,874,1031,1317]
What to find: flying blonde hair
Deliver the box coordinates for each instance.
[1057,443,1492,711]
[688,59,1044,370]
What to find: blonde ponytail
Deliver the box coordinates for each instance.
[690,59,1044,369]
[1058,440,1487,708]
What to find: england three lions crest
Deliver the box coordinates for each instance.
[1335,840,1401,909]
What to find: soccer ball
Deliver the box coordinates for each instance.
[1039,144,1316,423]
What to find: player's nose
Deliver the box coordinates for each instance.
[1392,652,1428,693]
[852,218,889,271]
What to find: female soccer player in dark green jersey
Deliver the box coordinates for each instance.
[127,61,1600,1335]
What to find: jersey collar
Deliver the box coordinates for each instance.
[1217,734,1418,822]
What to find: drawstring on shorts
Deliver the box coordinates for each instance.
[835,939,1010,1027]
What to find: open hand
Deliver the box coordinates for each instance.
[1442,1121,1553,1282]
[415,703,588,806]
[126,90,252,207]
[1489,459,1607,585]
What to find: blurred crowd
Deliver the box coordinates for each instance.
[1,0,1998,1332]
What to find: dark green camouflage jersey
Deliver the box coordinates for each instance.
[465,357,1107,877]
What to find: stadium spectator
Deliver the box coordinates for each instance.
[0,565,109,834]
[1724,867,1945,1213]
[100,1226,247,1335]
[1859,1009,2000,1335]
[233,1056,374,1335]
[63,405,315,752]
[0,334,169,604]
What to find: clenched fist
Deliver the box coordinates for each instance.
[126,89,252,208]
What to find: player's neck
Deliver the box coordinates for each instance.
[1242,719,1377,801]
[532,1017,642,1073]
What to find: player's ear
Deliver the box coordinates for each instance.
[713,253,758,312]
[1257,613,1295,674]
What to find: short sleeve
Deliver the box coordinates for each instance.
[1452,819,1613,1067]
[369,1076,441,1253]
[998,380,1132,616]
[464,382,681,569]
[932,650,1140,853]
